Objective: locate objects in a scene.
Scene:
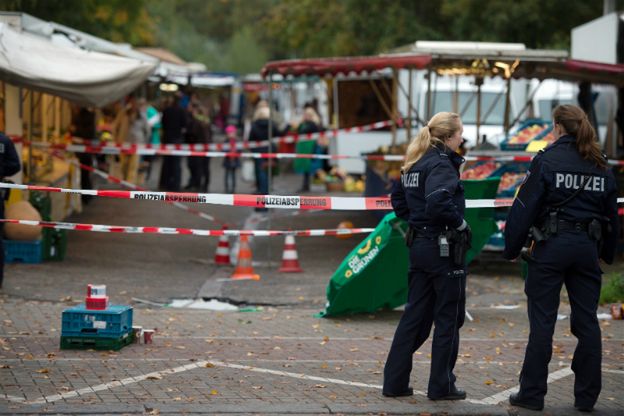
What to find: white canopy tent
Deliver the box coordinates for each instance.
[0,21,157,107]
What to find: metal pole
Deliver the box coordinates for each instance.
[426,68,432,120]
[391,69,398,147]
[476,77,482,144]
[28,90,34,183]
[453,77,459,114]
[407,68,412,140]
[267,73,274,266]
[503,77,512,138]
[333,77,339,129]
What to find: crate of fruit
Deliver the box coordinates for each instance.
[489,163,530,197]
[461,161,499,180]
[500,119,550,151]
[61,304,133,338]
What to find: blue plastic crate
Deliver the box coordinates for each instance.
[61,304,133,338]
[4,240,42,264]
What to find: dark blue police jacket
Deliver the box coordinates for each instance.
[391,144,465,237]
[503,134,619,264]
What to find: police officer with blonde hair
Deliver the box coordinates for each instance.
[503,104,618,412]
[384,112,471,400]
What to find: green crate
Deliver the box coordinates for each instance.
[60,331,135,351]
[41,228,67,261]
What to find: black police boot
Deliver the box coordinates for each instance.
[428,386,466,401]
[509,392,544,411]
[382,387,413,397]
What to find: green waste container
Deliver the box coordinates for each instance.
[318,177,500,317]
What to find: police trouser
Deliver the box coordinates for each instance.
[521,231,602,408]
[383,237,466,398]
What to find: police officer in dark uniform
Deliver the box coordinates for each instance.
[0,133,21,288]
[383,112,472,401]
[503,104,618,412]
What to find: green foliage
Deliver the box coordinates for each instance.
[1,0,619,73]
[0,0,156,45]
[600,273,624,305]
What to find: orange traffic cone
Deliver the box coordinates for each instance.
[231,235,260,281]
[214,227,230,266]
[278,235,303,273]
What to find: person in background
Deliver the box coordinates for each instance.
[143,99,161,181]
[384,112,470,402]
[197,105,213,193]
[70,106,97,204]
[184,104,208,191]
[294,107,322,192]
[124,100,149,184]
[223,125,240,194]
[0,133,21,288]
[249,106,271,199]
[503,104,619,412]
[159,94,186,191]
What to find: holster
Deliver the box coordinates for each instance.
[405,227,416,247]
[446,229,471,266]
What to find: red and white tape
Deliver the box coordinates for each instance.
[0,183,392,210]
[27,119,395,153]
[0,219,374,237]
[50,151,222,224]
[2,183,623,210]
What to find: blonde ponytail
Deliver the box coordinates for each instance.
[402,112,461,172]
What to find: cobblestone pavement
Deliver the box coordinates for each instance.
[0,297,622,415]
[1,168,623,414]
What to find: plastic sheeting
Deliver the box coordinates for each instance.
[0,22,157,106]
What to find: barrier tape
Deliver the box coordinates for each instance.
[46,145,407,161]
[6,182,621,210]
[0,219,375,237]
[49,151,222,224]
[0,183,393,210]
[26,119,396,153]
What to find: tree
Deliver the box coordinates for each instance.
[0,0,156,45]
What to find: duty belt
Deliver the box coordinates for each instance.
[557,220,589,232]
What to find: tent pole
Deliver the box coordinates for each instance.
[407,68,412,140]
[333,77,339,129]
[476,77,482,144]
[426,68,432,120]
[28,90,34,183]
[267,73,274,267]
[503,77,512,138]
[391,69,398,147]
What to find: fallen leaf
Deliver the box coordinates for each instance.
[210,389,218,395]
[252,385,263,390]
[320,363,329,369]
[146,375,162,381]
[46,352,56,359]
[314,384,327,388]
[36,368,49,374]
[349,347,359,352]
[484,379,494,385]
[0,364,11,369]
[205,363,215,368]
